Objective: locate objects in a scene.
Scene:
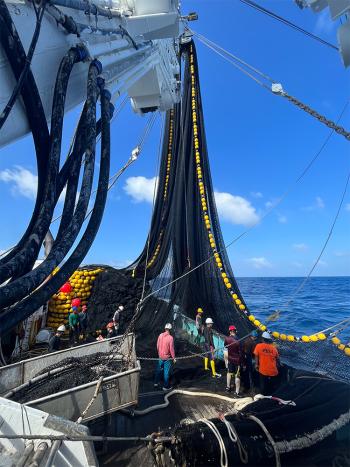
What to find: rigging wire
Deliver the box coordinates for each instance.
[275,167,350,318]
[238,0,339,51]
[140,100,349,305]
[192,31,350,141]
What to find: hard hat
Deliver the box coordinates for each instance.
[57,325,66,332]
[205,318,213,324]
[118,305,124,311]
[251,330,258,337]
[197,307,203,313]
[107,322,114,329]
[262,331,272,340]
[229,325,236,332]
[165,323,172,330]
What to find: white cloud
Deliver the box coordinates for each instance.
[265,201,274,209]
[302,196,325,211]
[248,257,272,269]
[111,259,133,268]
[291,261,303,268]
[250,191,263,199]
[334,251,350,258]
[214,191,259,227]
[123,176,158,203]
[0,166,37,200]
[278,215,287,224]
[318,260,327,267]
[293,243,308,251]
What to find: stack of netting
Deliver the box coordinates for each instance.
[46,267,103,329]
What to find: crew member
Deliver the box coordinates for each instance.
[254,331,280,395]
[242,330,258,391]
[224,325,241,395]
[195,307,204,344]
[48,325,65,352]
[113,305,124,334]
[106,322,117,338]
[203,318,221,378]
[68,307,80,346]
[154,323,176,391]
[79,305,88,341]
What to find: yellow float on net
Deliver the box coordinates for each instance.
[239,304,245,310]
[253,319,261,327]
[248,315,255,322]
[287,335,295,342]
[280,334,287,341]
[301,335,310,343]
[310,335,319,342]
[221,272,227,278]
[259,324,267,331]
[218,262,222,268]
[331,337,341,345]
[272,331,280,339]
[224,278,229,284]
[232,294,238,300]
[235,299,241,305]
[338,344,345,350]
[344,347,350,356]
[316,333,326,340]
[226,282,231,289]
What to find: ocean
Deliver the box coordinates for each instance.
[236,276,350,340]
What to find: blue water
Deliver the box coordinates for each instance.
[236,276,350,340]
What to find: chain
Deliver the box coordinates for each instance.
[282,93,350,141]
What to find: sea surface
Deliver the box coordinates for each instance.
[236,276,350,341]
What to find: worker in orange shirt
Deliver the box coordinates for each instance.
[254,331,280,395]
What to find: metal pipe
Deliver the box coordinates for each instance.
[49,0,121,18]
[0,434,174,443]
[17,442,34,467]
[28,442,49,467]
[44,440,61,467]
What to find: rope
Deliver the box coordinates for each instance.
[126,389,253,416]
[198,418,228,467]
[238,0,339,51]
[192,31,350,141]
[219,414,249,464]
[76,376,103,423]
[247,414,281,467]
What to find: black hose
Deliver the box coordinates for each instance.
[0,46,86,284]
[0,62,101,308]
[0,2,47,130]
[0,0,50,265]
[0,87,112,336]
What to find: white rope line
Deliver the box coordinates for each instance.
[198,418,229,467]
[248,414,281,467]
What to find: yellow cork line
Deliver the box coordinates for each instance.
[147,109,174,269]
[189,45,350,356]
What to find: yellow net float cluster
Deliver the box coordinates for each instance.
[331,336,350,356]
[46,267,103,329]
[189,49,248,317]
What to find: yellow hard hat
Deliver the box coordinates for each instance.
[197,307,203,313]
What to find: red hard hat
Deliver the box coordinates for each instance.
[107,322,114,329]
[229,325,236,331]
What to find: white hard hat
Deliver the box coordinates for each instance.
[262,331,272,340]
[205,318,213,324]
[57,325,66,332]
[165,323,172,330]
[118,305,124,311]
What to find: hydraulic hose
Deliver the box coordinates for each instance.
[0,87,111,336]
[0,0,50,265]
[0,63,101,308]
[0,46,85,284]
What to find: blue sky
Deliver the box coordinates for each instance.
[0,0,349,277]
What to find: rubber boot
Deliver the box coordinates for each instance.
[211,360,221,378]
[235,376,241,396]
[226,372,232,392]
[204,357,209,370]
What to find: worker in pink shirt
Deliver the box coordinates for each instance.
[154,323,176,391]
